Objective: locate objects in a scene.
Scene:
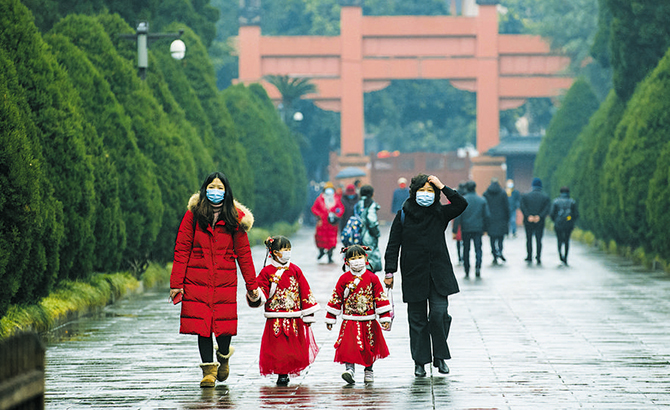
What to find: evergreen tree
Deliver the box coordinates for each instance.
[222,84,306,225]
[554,91,625,237]
[605,48,670,249]
[0,49,63,315]
[1,0,96,281]
[534,78,599,197]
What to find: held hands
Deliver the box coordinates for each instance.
[381,322,391,330]
[247,288,260,301]
[427,175,445,190]
[383,276,394,289]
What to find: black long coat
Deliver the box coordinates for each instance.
[483,182,510,237]
[384,186,468,303]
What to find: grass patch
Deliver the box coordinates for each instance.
[140,262,171,289]
[248,221,301,246]
[0,271,140,340]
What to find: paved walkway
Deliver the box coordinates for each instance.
[44,224,670,409]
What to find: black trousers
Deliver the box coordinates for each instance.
[489,235,504,259]
[524,222,544,260]
[462,231,483,272]
[406,284,452,365]
[198,334,232,363]
[556,228,572,261]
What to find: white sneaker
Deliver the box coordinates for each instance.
[341,369,355,384]
[364,369,373,383]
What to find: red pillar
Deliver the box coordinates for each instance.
[340,6,364,156]
[238,25,261,82]
[475,4,500,155]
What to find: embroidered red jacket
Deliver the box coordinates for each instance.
[325,269,392,324]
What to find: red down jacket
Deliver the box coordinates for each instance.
[170,194,258,337]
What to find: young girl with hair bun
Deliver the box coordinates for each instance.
[256,236,320,386]
[325,245,392,384]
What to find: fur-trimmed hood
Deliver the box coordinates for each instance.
[187,193,254,232]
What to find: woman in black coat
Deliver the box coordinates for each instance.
[384,174,467,377]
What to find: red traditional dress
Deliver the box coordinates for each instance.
[325,269,391,367]
[257,259,320,376]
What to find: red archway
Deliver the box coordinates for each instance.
[237,0,573,186]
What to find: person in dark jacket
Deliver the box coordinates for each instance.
[483,178,510,265]
[384,174,467,377]
[506,179,521,237]
[391,177,410,214]
[339,184,359,232]
[520,177,551,264]
[549,186,579,265]
[453,181,490,278]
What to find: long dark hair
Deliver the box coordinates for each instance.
[192,172,238,232]
[359,185,374,208]
[409,173,440,204]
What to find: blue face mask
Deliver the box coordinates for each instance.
[347,194,356,200]
[416,192,435,207]
[206,189,225,204]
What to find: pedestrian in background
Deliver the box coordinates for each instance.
[326,245,392,384]
[311,182,344,263]
[170,172,261,388]
[451,182,467,265]
[550,187,579,266]
[391,177,410,214]
[339,184,359,233]
[483,178,510,265]
[256,236,320,386]
[355,185,382,272]
[453,181,490,278]
[506,179,520,237]
[384,174,467,377]
[520,177,551,265]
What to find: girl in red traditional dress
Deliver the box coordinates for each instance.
[257,236,320,386]
[325,245,392,384]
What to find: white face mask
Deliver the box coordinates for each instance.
[507,182,514,189]
[349,258,366,272]
[276,250,291,264]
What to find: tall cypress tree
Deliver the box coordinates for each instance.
[0,48,63,315]
[0,0,96,281]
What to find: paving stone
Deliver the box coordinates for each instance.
[44,226,670,409]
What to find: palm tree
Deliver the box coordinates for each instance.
[265,75,317,122]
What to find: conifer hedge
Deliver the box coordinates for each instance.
[0,0,307,317]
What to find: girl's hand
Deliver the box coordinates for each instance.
[381,322,391,330]
[383,277,394,289]
[247,289,260,301]
[427,175,445,190]
[326,324,333,331]
[305,322,312,327]
[169,288,183,299]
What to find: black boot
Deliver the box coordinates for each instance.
[317,248,325,260]
[276,374,289,386]
[414,363,426,377]
[327,248,334,264]
[433,359,450,374]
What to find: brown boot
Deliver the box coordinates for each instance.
[199,362,219,388]
[216,346,235,382]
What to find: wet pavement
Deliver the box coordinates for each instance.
[44,224,670,409]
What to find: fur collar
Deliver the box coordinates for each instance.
[187,193,254,232]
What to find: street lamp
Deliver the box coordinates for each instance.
[293,111,303,122]
[119,21,186,80]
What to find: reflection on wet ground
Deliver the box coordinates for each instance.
[44,226,670,409]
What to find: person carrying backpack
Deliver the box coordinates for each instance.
[341,185,382,272]
[549,186,579,265]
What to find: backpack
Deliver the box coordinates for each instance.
[554,199,574,230]
[341,203,371,247]
[340,213,364,247]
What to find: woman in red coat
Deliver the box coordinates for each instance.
[310,182,344,263]
[170,172,261,388]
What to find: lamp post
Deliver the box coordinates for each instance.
[119,21,186,80]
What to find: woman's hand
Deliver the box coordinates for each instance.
[427,175,445,190]
[169,288,183,300]
[381,322,391,330]
[247,289,260,301]
[383,277,394,289]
